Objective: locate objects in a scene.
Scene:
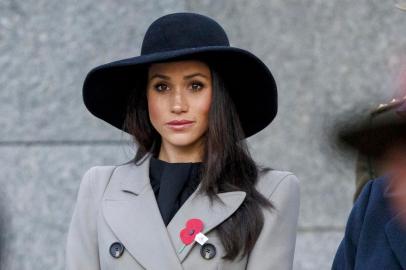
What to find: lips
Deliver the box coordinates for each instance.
[166,119,195,131]
[167,120,194,125]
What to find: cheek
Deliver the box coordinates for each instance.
[147,92,163,125]
[194,90,212,124]
[197,90,212,116]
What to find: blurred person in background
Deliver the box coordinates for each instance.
[332,94,406,268]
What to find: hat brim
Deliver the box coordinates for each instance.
[337,113,406,157]
[83,46,277,138]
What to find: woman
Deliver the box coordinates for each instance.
[66,12,300,270]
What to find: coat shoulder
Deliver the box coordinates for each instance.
[256,169,300,199]
[82,165,118,202]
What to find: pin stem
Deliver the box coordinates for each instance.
[178,244,186,254]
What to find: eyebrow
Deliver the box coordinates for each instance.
[149,72,209,80]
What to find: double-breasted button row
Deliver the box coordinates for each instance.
[109,242,216,260]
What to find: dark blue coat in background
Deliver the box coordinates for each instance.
[332,177,406,269]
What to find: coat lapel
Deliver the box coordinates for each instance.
[102,154,183,270]
[102,153,246,267]
[385,212,406,269]
[167,188,246,262]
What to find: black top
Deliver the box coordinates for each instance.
[149,156,203,226]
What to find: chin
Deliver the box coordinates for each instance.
[163,134,203,148]
[167,139,199,148]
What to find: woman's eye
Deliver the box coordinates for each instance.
[191,81,204,91]
[154,83,168,92]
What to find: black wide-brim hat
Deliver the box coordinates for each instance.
[83,12,277,138]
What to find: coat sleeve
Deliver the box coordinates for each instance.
[246,174,300,270]
[332,180,374,270]
[65,167,101,270]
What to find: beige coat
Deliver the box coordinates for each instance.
[65,153,300,270]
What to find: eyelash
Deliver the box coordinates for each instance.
[154,83,167,92]
[153,81,204,92]
[190,81,204,91]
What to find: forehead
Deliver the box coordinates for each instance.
[147,59,210,77]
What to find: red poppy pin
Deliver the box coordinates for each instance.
[177,218,209,254]
[180,218,204,245]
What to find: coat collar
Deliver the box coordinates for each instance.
[102,153,246,269]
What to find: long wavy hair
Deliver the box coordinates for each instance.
[123,58,273,260]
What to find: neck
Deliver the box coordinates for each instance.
[158,141,204,163]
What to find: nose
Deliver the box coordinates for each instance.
[171,88,188,114]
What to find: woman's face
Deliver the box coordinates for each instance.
[146,59,212,153]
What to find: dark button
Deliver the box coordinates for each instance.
[109,242,125,258]
[200,243,216,260]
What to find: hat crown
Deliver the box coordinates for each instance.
[141,12,230,55]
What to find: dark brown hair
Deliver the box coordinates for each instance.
[124,59,273,261]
